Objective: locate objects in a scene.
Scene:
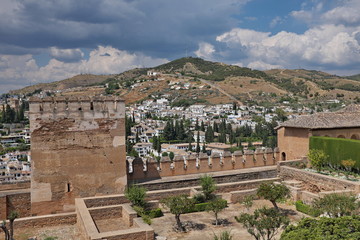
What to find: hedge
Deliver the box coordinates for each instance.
[184,202,211,213]
[309,136,360,169]
[295,200,321,217]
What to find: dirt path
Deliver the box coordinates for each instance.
[199,79,243,105]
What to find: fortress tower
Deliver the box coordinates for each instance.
[29,96,126,215]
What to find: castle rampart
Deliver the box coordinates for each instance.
[128,148,280,181]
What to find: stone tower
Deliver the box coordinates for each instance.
[29,96,126,215]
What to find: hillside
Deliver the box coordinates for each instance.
[9,74,111,95]
[347,74,360,81]
[9,57,360,105]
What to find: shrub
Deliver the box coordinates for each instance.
[148,208,164,218]
[307,149,328,172]
[125,185,147,208]
[192,193,206,204]
[213,230,233,240]
[200,175,217,201]
[295,200,321,217]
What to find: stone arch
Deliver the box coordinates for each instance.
[351,134,359,140]
[281,152,286,161]
[337,135,345,138]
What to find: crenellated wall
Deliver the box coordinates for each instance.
[128,148,280,181]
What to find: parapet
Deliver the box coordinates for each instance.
[29,96,125,124]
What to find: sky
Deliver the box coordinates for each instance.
[0,0,360,93]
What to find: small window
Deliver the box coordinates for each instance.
[39,105,43,111]
[90,102,94,110]
[78,107,82,111]
[66,183,71,192]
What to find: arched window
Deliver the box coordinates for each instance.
[337,135,345,138]
[351,134,359,140]
[281,152,286,161]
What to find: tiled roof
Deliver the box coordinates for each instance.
[278,111,360,129]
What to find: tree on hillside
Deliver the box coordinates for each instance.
[312,193,360,218]
[161,195,194,232]
[257,183,290,210]
[236,207,289,240]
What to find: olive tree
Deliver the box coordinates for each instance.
[125,185,147,208]
[236,207,289,240]
[206,198,228,225]
[161,195,194,232]
[257,183,290,210]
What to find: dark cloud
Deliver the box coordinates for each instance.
[0,0,248,58]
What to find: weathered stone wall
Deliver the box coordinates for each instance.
[279,166,360,193]
[29,96,127,215]
[129,149,279,182]
[137,166,278,191]
[0,190,31,220]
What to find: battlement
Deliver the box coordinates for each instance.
[128,148,280,181]
[29,96,125,131]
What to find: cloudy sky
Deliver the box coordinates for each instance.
[1,0,360,93]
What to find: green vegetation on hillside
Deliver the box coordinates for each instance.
[155,57,268,81]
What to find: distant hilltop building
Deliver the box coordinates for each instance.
[29,96,126,215]
[277,105,360,160]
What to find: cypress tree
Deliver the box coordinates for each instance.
[200,121,205,131]
[196,131,200,153]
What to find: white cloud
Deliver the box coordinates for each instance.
[247,61,282,70]
[49,47,84,62]
[291,0,360,26]
[216,24,360,72]
[194,42,215,60]
[0,46,168,93]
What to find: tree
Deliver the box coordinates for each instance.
[312,193,359,218]
[125,185,147,208]
[307,149,328,172]
[241,195,255,212]
[196,131,200,153]
[236,207,289,240]
[161,195,194,232]
[281,216,360,240]
[206,198,227,225]
[200,175,217,201]
[200,121,205,131]
[0,211,19,240]
[274,108,287,122]
[257,183,290,210]
[169,152,175,161]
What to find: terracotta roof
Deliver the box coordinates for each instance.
[278,111,360,129]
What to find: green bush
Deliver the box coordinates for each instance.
[281,216,360,240]
[148,208,163,218]
[295,200,321,217]
[192,193,206,204]
[310,136,360,169]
